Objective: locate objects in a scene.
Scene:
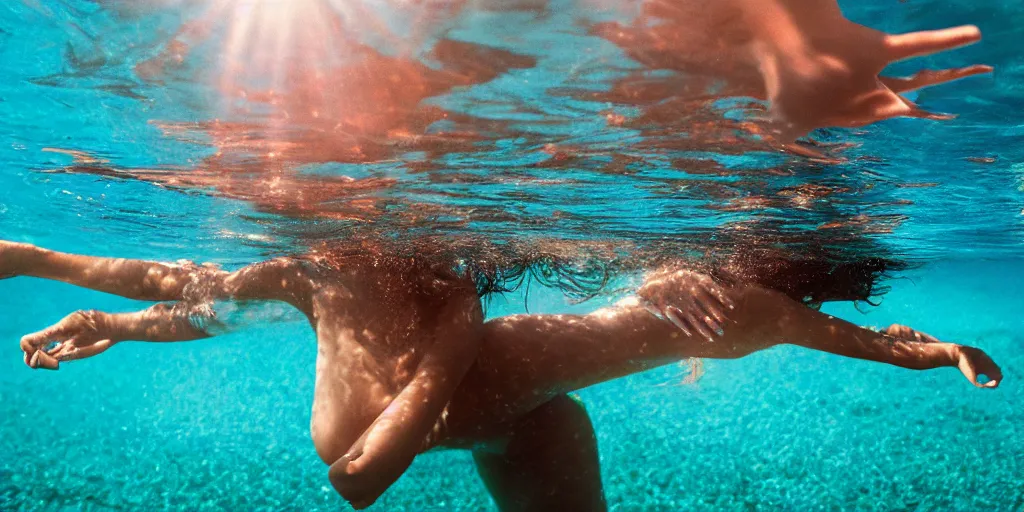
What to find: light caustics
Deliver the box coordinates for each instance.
[199,0,462,100]
[211,0,349,98]
[144,0,469,209]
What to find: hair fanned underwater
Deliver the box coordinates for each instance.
[297,221,909,309]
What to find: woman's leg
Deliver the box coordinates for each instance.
[473,394,606,512]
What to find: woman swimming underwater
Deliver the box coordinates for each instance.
[4,240,1002,511]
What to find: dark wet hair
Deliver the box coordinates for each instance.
[304,234,624,303]
[710,246,910,306]
[299,231,906,308]
[459,242,623,301]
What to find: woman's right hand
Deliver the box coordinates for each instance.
[637,268,734,340]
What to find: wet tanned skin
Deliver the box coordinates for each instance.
[3,1,1000,508]
[5,242,1003,509]
[1,241,480,508]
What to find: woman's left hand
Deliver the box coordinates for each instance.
[20,310,117,370]
[637,269,734,340]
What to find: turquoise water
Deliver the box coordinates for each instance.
[1,0,1023,510]
[2,264,1021,510]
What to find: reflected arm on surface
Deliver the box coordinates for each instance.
[722,0,990,138]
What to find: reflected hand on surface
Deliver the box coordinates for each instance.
[591,0,991,151]
[636,268,734,340]
[747,1,991,139]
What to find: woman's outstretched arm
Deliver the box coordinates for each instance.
[0,241,316,311]
[769,294,1003,388]
[19,303,219,369]
[638,269,1002,387]
[2,241,208,301]
[453,270,1002,423]
[19,299,307,369]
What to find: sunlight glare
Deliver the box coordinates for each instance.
[213,0,351,101]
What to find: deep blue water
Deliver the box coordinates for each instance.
[1,0,1023,510]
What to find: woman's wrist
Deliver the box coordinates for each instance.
[944,344,964,367]
[9,242,45,275]
[90,310,130,343]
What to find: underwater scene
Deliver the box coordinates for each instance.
[0,0,1022,510]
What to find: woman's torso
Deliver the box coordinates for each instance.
[303,256,472,463]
